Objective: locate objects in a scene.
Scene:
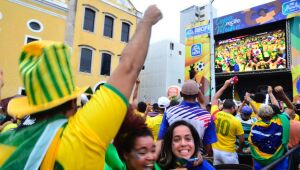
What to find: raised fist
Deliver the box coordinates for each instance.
[267,86,273,94]
[274,86,284,94]
[143,5,163,26]
[224,78,233,87]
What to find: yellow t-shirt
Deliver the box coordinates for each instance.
[211,105,244,152]
[294,114,300,121]
[134,110,144,117]
[250,101,262,118]
[146,114,163,142]
[40,84,128,169]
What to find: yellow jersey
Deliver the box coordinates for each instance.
[40,84,128,169]
[146,114,163,142]
[211,105,244,152]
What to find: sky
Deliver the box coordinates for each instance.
[130,0,274,43]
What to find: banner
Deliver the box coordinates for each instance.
[214,0,300,35]
[291,16,300,102]
[185,21,211,103]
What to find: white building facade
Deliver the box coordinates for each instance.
[138,40,185,103]
[180,5,217,44]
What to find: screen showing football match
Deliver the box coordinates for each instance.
[215,29,286,73]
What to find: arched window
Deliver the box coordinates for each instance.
[121,22,130,42]
[103,15,114,38]
[79,47,93,73]
[100,53,112,76]
[83,7,96,32]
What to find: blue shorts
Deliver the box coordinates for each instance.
[254,157,288,170]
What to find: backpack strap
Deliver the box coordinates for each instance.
[24,119,67,170]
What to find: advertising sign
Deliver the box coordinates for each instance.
[185,21,211,102]
[214,0,300,35]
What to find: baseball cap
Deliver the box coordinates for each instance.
[241,105,253,115]
[158,97,170,109]
[181,80,199,95]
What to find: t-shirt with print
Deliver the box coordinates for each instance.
[211,105,244,153]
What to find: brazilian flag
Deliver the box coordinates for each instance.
[0,114,66,170]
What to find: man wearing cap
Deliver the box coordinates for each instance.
[0,5,162,169]
[211,78,245,165]
[235,103,256,165]
[156,80,217,157]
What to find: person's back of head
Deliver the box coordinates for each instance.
[206,104,212,112]
[152,103,159,112]
[241,105,253,121]
[254,92,266,103]
[158,97,170,110]
[180,80,199,102]
[7,41,88,120]
[258,105,274,121]
[137,101,147,113]
[223,99,236,110]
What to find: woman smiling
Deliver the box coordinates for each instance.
[158,121,215,170]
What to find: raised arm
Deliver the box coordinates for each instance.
[107,5,162,99]
[268,86,279,107]
[237,99,246,114]
[245,92,258,115]
[197,83,206,109]
[274,86,294,116]
[212,78,232,105]
[131,79,140,109]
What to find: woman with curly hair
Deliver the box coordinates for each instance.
[105,105,161,170]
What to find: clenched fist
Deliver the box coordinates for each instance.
[143,5,163,26]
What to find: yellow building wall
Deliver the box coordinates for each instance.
[71,0,138,88]
[0,0,67,98]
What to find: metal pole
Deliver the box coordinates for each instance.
[209,0,216,101]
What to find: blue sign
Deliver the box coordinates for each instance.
[186,25,209,38]
[191,44,202,57]
[213,0,300,35]
[282,0,300,15]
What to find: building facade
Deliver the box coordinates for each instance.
[71,0,141,89]
[0,0,140,98]
[180,5,217,44]
[0,0,68,98]
[138,40,185,103]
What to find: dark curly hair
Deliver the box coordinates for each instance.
[113,105,153,160]
[158,120,201,169]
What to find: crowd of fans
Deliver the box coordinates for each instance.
[215,29,286,73]
[0,5,300,170]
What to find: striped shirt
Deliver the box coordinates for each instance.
[158,101,217,145]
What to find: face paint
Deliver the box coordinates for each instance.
[131,150,142,160]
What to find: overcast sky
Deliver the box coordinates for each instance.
[130,0,274,43]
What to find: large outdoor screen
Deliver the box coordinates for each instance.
[215,29,286,74]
